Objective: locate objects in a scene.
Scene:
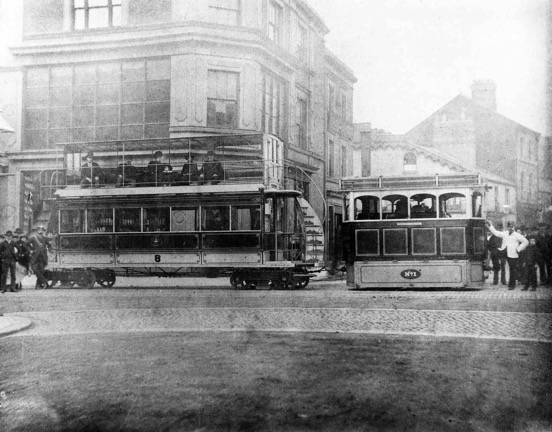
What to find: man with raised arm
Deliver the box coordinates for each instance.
[486,220,528,290]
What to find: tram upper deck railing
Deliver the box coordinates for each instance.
[340,173,482,191]
[51,133,296,191]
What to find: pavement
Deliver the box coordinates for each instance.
[1,276,551,342]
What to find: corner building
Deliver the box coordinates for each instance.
[0,0,356,267]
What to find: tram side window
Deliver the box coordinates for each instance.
[231,205,261,231]
[355,195,380,220]
[439,193,466,218]
[382,194,408,219]
[88,209,114,233]
[115,208,141,232]
[171,207,197,232]
[203,206,230,231]
[60,209,85,233]
[143,207,170,232]
[410,194,436,219]
[472,192,483,217]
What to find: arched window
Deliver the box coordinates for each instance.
[403,153,417,172]
[382,194,408,219]
[355,195,380,220]
[410,194,437,218]
[439,193,467,218]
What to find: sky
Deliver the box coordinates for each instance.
[309,0,550,135]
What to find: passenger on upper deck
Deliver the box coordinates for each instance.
[200,150,224,185]
[147,151,172,186]
[180,154,200,185]
[80,152,101,188]
[115,154,137,188]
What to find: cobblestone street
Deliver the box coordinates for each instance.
[3,278,552,342]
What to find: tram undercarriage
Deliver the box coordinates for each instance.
[44,266,313,290]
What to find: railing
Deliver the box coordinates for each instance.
[341,173,482,191]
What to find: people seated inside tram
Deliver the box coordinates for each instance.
[147,151,173,186]
[115,154,137,188]
[180,154,200,185]
[200,150,224,185]
[80,151,101,188]
[409,194,436,218]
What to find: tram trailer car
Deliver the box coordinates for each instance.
[340,174,488,289]
[45,133,313,290]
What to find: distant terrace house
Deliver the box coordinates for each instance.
[0,0,357,267]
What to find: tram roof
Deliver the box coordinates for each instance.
[58,133,270,155]
[340,173,483,192]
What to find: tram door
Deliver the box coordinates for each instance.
[264,135,283,188]
[264,194,303,262]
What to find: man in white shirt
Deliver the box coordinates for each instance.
[487,220,529,290]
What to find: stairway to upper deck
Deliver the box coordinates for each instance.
[299,198,325,267]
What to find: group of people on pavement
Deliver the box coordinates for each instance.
[486,220,551,291]
[0,225,51,293]
[81,150,224,188]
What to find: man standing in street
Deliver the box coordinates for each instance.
[0,230,18,293]
[486,223,506,285]
[27,226,50,289]
[487,220,529,290]
[535,223,551,286]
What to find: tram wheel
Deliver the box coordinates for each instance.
[75,269,96,289]
[97,270,116,288]
[231,272,255,290]
[292,276,310,289]
[272,271,292,290]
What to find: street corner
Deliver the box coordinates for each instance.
[0,314,33,337]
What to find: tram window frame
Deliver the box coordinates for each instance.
[472,192,483,218]
[382,194,408,220]
[355,195,380,220]
[409,194,437,219]
[231,205,261,231]
[438,193,467,218]
[115,208,142,232]
[87,208,114,233]
[59,209,85,233]
[202,205,230,231]
[143,207,170,232]
[171,207,198,232]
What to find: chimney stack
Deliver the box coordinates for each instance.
[471,79,497,111]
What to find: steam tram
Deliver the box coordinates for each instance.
[340,174,487,289]
[46,133,313,289]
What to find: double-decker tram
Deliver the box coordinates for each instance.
[340,174,487,289]
[45,133,313,289]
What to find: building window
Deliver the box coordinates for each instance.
[261,71,287,138]
[209,0,240,26]
[341,92,347,118]
[494,186,499,211]
[328,83,335,112]
[294,23,308,58]
[24,59,170,149]
[296,88,308,149]
[74,0,122,30]
[505,188,510,206]
[403,152,417,172]
[328,140,335,177]
[341,146,347,177]
[268,1,283,45]
[207,70,239,129]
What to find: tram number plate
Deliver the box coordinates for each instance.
[155,254,161,263]
[401,269,421,279]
